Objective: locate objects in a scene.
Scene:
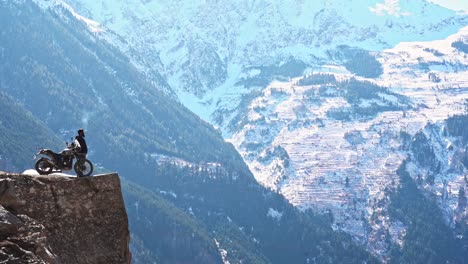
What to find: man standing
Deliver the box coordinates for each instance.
[75,128,88,155]
[74,128,92,177]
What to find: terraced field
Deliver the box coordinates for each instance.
[230,27,468,256]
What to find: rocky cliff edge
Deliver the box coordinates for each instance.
[0,172,131,264]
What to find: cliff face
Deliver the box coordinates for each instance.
[0,172,131,264]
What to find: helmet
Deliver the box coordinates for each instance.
[78,128,85,134]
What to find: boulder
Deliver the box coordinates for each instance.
[0,205,23,237]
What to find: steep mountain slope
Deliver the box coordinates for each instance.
[131,158,378,264]
[387,160,464,263]
[0,1,382,263]
[21,0,468,261]
[0,92,62,171]
[0,0,249,179]
[63,0,467,121]
[123,180,226,264]
[229,27,468,259]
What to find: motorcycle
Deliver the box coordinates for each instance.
[34,139,93,177]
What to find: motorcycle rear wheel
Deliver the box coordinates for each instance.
[35,158,53,175]
[74,159,93,177]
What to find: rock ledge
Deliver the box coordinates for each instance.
[0,172,131,264]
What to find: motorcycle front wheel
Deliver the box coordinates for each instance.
[35,158,53,175]
[74,159,93,177]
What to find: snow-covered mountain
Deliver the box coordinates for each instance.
[35,0,467,260]
[59,0,466,120]
[3,2,385,263]
[230,25,468,257]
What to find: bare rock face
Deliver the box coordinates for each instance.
[0,172,131,264]
[0,205,23,236]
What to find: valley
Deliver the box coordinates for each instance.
[1,0,467,262]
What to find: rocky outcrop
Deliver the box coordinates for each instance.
[0,172,131,264]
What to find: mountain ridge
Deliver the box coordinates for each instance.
[61,0,467,107]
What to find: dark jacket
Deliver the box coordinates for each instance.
[75,135,88,154]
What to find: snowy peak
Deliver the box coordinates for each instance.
[62,0,467,103]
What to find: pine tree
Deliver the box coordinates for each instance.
[427,173,435,185]
[458,186,466,210]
